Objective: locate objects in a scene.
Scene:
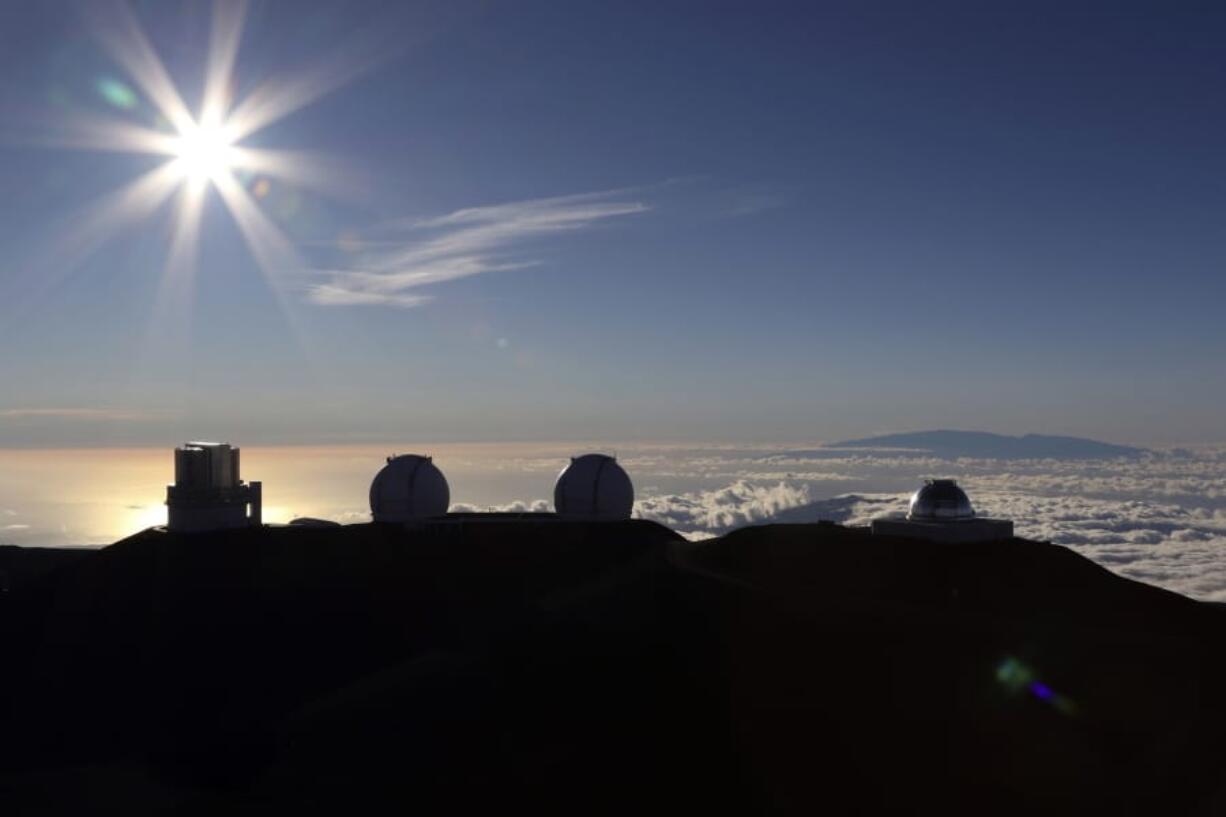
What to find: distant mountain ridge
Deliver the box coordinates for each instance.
[828,430,1147,460]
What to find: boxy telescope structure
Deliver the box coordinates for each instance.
[166,442,262,533]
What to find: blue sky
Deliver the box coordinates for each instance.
[0,0,1224,447]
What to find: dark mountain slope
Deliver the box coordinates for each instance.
[2,518,1224,815]
[0,544,93,591]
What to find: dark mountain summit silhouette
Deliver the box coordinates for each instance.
[3,517,1225,814]
[827,429,1147,460]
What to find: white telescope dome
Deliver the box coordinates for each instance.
[554,453,634,520]
[369,454,450,522]
[907,479,975,521]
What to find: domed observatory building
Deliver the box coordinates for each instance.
[554,454,634,521]
[871,479,1012,544]
[166,442,262,533]
[370,454,450,523]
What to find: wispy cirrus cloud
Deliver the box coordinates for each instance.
[0,408,152,421]
[309,189,648,308]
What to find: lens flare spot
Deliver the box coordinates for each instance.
[996,656,1078,716]
[96,76,138,110]
[1028,681,1054,700]
[252,178,271,199]
[995,656,1032,691]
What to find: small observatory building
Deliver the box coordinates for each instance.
[871,479,1012,544]
[369,454,451,522]
[166,442,262,533]
[554,453,634,520]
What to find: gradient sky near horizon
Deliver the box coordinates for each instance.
[1,0,1224,449]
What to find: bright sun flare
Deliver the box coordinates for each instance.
[40,0,361,294]
[171,122,237,186]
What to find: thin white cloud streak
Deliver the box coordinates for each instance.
[309,190,648,308]
[0,408,152,421]
[726,193,785,217]
[307,285,430,309]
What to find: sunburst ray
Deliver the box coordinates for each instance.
[49,159,184,273]
[85,0,195,133]
[201,0,248,127]
[140,182,208,358]
[18,0,389,345]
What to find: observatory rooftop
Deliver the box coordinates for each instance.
[554,453,634,520]
[872,479,1012,543]
[166,442,261,533]
[908,479,975,520]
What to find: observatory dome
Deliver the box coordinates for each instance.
[554,454,634,521]
[907,479,975,521]
[369,455,450,523]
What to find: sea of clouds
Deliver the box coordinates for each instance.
[458,445,1226,602]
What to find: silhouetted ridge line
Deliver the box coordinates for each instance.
[826,429,1147,460]
[2,519,1224,815]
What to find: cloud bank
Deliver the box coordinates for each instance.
[387,445,1226,601]
[614,447,1226,601]
[309,190,648,307]
[634,480,813,539]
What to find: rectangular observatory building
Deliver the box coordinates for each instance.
[166,442,262,533]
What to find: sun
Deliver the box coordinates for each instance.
[31,0,379,315]
[170,121,237,187]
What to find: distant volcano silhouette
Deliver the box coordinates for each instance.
[823,430,1146,460]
